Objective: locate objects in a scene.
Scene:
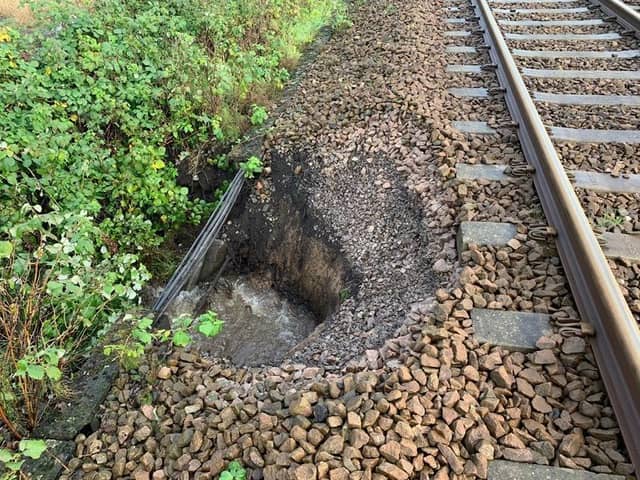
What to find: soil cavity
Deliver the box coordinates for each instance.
[168,158,353,367]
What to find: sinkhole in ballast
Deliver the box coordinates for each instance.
[165,154,356,367]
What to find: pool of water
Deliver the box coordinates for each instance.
[169,272,319,366]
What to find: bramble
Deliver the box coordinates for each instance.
[0,0,347,436]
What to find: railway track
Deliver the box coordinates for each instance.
[445,0,640,475]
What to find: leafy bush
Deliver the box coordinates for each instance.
[0,210,150,434]
[103,310,224,370]
[0,0,346,438]
[0,439,47,478]
[250,105,269,126]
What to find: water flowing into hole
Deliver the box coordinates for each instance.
[198,272,317,365]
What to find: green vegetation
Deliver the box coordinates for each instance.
[250,105,269,126]
[220,461,247,480]
[0,439,47,479]
[0,0,346,442]
[339,288,351,302]
[104,310,224,370]
[596,212,625,230]
[240,156,264,179]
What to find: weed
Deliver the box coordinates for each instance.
[196,310,224,337]
[339,288,351,302]
[220,461,246,480]
[104,310,224,370]
[209,154,232,171]
[250,105,269,126]
[0,439,47,479]
[597,212,625,230]
[383,3,398,15]
[240,156,264,179]
[333,2,353,29]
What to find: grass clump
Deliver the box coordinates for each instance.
[0,0,347,440]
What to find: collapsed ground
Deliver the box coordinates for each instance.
[58,0,634,478]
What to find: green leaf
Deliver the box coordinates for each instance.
[138,317,153,329]
[46,281,64,296]
[172,330,191,347]
[228,460,245,477]
[0,448,14,463]
[133,329,152,344]
[198,319,223,337]
[26,364,45,380]
[15,359,28,376]
[5,460,23,471]
[0,241,13,259]
[19,439,47,459]
[45,365,62,381]
[220,473,233,480]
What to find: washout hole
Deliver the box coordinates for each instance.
[159,152,356,367]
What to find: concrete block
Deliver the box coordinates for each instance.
[573,170,640,194]
[602,232,640,262]
[457,221,517,253]
[472,308,552,352]
[489,460,624,479]
[456,163,508,181]
[452,120,497,135]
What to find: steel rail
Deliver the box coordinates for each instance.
[593,0,640,38]
[471,0,640,471]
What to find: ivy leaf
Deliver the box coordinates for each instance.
[26,364,45,380]
[172,330,191,347]
[19,439,47,459]
[0,240,13,258]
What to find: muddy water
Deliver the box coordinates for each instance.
[170,273,319,366]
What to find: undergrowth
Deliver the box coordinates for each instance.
[0,0,347,441]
